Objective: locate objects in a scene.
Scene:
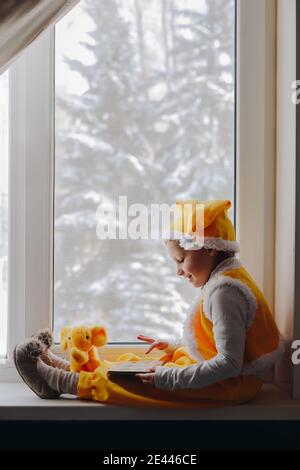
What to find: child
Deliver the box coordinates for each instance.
[14,199,285,409]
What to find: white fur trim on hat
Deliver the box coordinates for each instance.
[241,333,286,376]
[202,275,257,330]
[179,236,240,253]
[163,231,239,252]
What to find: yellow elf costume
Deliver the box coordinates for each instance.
[77,199,285,408]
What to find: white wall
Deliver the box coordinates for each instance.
[275,0,296,387]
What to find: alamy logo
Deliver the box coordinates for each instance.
[95,196,205,241]
[291,340,300,364]
[291,80,300,105]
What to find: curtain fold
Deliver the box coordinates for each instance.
[0,0,79,75]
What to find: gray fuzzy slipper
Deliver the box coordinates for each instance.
[34,328,70,370]
[35,328,54,349]
[13,339,59,399]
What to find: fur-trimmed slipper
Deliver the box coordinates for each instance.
[13,339,59,399]
[35,328,54,349]
[31,328,70,371]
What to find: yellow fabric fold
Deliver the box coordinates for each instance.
[76,346,264,409]
[171,199,235,241]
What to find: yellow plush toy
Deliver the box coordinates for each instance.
[60,324,198,374]
[60,325,108,373]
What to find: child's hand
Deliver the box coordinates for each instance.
[136,367,156,385]
[137,334,169,354]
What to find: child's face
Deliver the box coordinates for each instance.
[166,240,218,288]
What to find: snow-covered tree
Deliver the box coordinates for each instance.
[54,0,235,342]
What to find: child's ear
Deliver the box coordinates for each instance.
[91,326,108,347]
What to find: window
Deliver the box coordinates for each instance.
[0,1,276,383]
[0,71,9,358]
[53,0,236,342]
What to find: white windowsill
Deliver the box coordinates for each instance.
[0,382,297,421]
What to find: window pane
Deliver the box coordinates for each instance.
[54,0,235,342]
[0,71,9,357]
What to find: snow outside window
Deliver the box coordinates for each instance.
[54,0,236,342]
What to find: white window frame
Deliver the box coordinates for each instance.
[1,0,279,384]
[275,0,297,396]
[236,0,276,309]
[1,32,54,381]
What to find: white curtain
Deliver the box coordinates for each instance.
[0,0,79,75]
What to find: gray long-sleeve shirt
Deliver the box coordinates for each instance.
[154,284,261,391]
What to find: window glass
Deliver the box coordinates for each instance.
[54,0,235,342]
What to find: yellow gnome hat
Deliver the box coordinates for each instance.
[166,199,239,252]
